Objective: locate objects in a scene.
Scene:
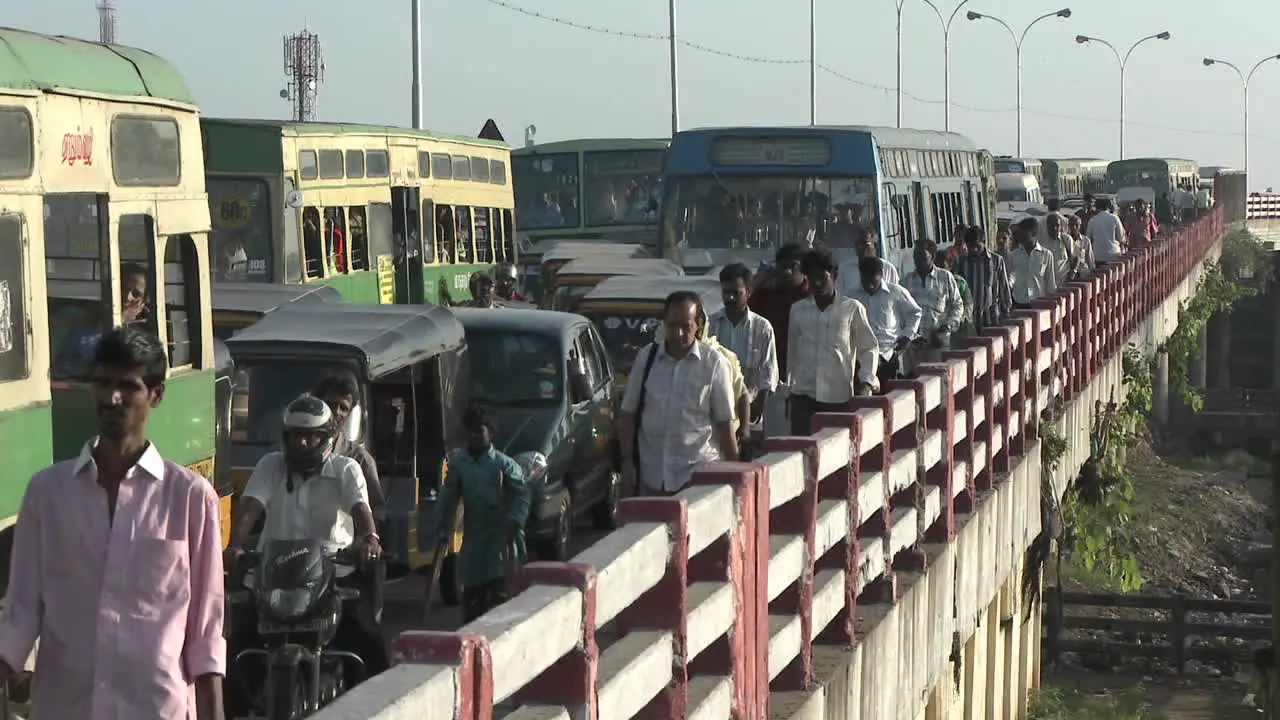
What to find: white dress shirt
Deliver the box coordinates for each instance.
[902,266,964,336]
[1087,211,1124,263]
[844,281,923,359]
[1006,242,1057,303]
[708,308,779,396]
[788,293,880,400]
[620,342,736,493]
[836,256,899,296]
[1040,231,1072,285]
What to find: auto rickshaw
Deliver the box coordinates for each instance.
[223,303,469,601]
[576,275,724,396]
[212,282,343,340]
[541,257,684,313]
[523,242,649,304]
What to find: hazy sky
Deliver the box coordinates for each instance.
[12,0,1280,185]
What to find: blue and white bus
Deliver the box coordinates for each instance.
[659,126,997,277]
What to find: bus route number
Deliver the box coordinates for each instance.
[217,197,252,230]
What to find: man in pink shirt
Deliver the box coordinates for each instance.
[0,326,226,719]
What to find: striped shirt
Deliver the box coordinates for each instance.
[955,248,1013,328]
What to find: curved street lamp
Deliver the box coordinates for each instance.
[920,0,975,131]
[1076,31,1171,159]
[1202,53,1280,174]
[967,8,1072,156]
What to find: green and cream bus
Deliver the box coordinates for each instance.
[202,119,516,305]
[0,28,225,553]
[512,138,668,247]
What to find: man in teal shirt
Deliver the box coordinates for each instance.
[437,407,531,622]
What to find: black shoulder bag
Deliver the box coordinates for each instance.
[630,343,661,488]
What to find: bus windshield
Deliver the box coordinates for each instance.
[661,175,877,251]
[582,150,664,226]
[208,178,274,282]
[993,159,1025,174]
[513,153,581,230]
[997,189,1031,203]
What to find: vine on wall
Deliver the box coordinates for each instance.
[1163,227,1273,411]
[1058,345,1152,593]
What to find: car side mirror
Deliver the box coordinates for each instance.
[569,365,592,403]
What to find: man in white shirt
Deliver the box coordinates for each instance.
[1066,214,1095,278]
[1039,212,1075,283]
[903,240,964,366]
[837,236,899,295]
[1006,217,1058,306]
[618,291,738,495]
[1087,197,1125,266]
[844,255,923,386]
[787,247,880,435]
[710,262,779,444]
[226,393,388,706]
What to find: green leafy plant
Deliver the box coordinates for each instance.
[1162,227,1271,412]
[1029,684,1167,720]
[1058,346,1150,593]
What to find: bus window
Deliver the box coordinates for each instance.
[163,234,203,369]
[348,207,369,270]
[454,207,473,262]
[418,152,431,179]
[318,150,344,180]
[0,214,29,381]
[583,149,664,226]
[451,156,471,182]
[421,199,438,262]
[929,194,943,242]
[473,208,492,263]
[367,203,396,262]
[0,107,32,179]
[471,157,491,183]
[501,209,514,261]
[366,151,389,178]
[346,150,366,179]
[111,115,180,186]
[299,151,318,181]
[431,154,452,180]
[302,207,324,278]
[512,152,579,230]
[490,159,507,185]
[436,206,456,264]
[208,178,271,282]
[490,210,504,262]
[325,208,349,274]
[46,194,109,380]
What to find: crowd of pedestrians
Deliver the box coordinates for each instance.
[618,201,1167,496]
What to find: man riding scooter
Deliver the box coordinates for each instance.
[223,393,388,715]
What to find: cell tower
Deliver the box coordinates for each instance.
[97,0,118,44]
[282,31,324,123]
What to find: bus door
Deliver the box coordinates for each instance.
[391,186,425,304]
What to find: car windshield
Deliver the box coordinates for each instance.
[584,312,661,372]
[661,175,878,251]
[232,360,354,444]
[466,330,563,406]
[997,189,1030,203]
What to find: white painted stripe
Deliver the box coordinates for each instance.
[888,449,917,495]
[918,485,942,534]
[857,473,886,527]
[686,581,735,661]
[575,522,670,626]
[857,538,886,591]
[597,631,674,718]
[767,614,803,680]
[814,499,848,558]
[312,664,459,720]
[466,585,584,703]
[921,429,943,470]
[682,484,736,558]
[810,569,847,641]
[688,676,734,720]
[888,389,917,434]
[919,372,943,414]
[856,408,885,456]
[761,451,806,510]
[888,507,918,557]
[952,459,970,499]
[768,534,806,602]
[814,427,853,482]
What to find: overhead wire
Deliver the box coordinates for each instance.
[482,0,1259,141]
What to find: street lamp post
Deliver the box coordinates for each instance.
[1076,32,1172,160]
[893,0,907,127]
[668,0,679,136]
[810,0,817,125]
[920,0,974,131]
[1202,53,1280,174]
[966,8,1072,157]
